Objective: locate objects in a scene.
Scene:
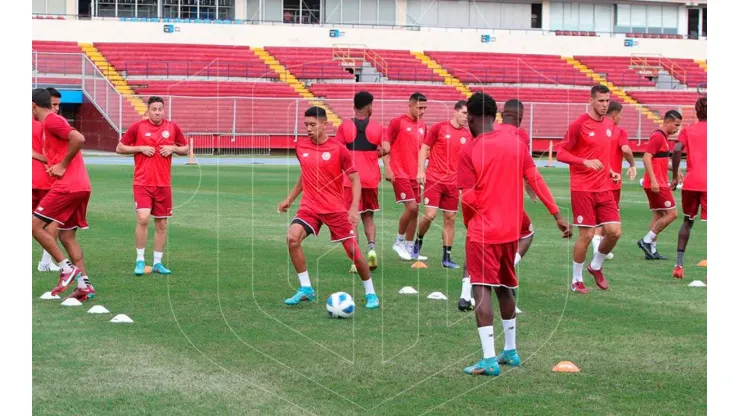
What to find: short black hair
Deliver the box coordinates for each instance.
[32,88,52,109]
[46,87,62,99]
[607,101,623,114]
[664,110,683,121]
[305,106,327,119]
[695,97,707,121]
[354,91,374,109]
[148,96,164,107]
[503,99,524,113]
[409,92,427,103]
[454,100,467,111]
[466,92,497,117]
[591,84,610,97]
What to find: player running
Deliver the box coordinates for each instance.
[637,110,683,260]
[415,100,470,268]
[335,91,389,272]
[556,85,622,294]
[591,101,637,259]
[31,88,95,301]
[671,97,707,279]
[459,92,570,376]
[116,96,189,276]
[278,107,379,309]
[385,93,428,261]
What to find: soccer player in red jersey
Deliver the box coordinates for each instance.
[416,100,470,268]
[556,85,622,294]
[591,101,637,260]
[278,107,379,309]
[47,87,62,114]
[637,110,683,260]
[31,88,95,301]
[385,93,428,261]
[459,92,570,376]
[671,97,707,279]
[335,91,390,272]
[116,96,189,276]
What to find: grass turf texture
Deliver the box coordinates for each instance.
[33,164,707,415]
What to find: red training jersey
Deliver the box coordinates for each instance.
[609,125,630,190]
[42,113,91,192]
[335,117,385,189]
[457,129,537,244]
[388,114,427,180]
[32,119,53,190]
[678,121,707,192]
[559,113,615,192]
[497,123,531,152]
[296,137,357,214]
[643,130,671,189]
[121,119,187,187]
[423,121,471,185]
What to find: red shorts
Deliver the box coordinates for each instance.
[644,187,676,211]
[611,188,622,208]
[293,208,355,242]
[343,187,380,213]
[393,178,421,204]
[32,188,50,211]
[682,190,707,221]
[466,239,518,289]
[134,185,173,218]
[423,182,459,212]
[520,211,534,239]
[571,190,620,227]
[33,188,90,230]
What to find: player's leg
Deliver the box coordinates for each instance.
[134,209,151,275]
[392,179,416,260]
[441,210,459,268]
[494,286,520,367]
[285,220,315,305]
[464,284,500,376]
[341,237,379,308]
[516,212,534,266]
[570,191,596,293]
[586,192,621,290]
[37,222,61,272]
[362,211,378,271]
[32,216,67,265]
[458,260,473,311]
[403,200,419,256]
[674,190,703,279]
[54,193,94,300]
[152,218,171,274]
[591,226,604,255]
[413,205,436,260]
[673,217,694,279]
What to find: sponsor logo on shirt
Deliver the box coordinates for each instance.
[321,152,331,161]
[302,153,309,157]
[406,127,412,132]
[145,132,152,137]
[445,134,451,139]
[162,131,170,139]
[588,132,595,137]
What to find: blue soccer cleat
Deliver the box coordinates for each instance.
[134,260,146,276]
[496,349,521,367]
[152,263,171,275]
[464,358,501,376]
[442,258,460,269]
[365,293,380,309]
[284,287,316,306]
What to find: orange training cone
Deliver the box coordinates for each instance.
[144,265,153,274]
[552,361,580,373]
[411,261,428,269]
[698,260,707,267]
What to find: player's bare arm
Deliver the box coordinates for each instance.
[278,174,303,212]
[382,153,395,183]
[417,143,431,185]
[116,141,155,157]
[347,172,361,226]
[378,141,390,158]
[671,142,685,190]
[643,152,660,192]
[159,144,189,157]
[621,145,637,180]
[609,170,621,183]
[556,146,602,170]
[32,150,47,163]
[47,130,85,178]
[523,167,571,238]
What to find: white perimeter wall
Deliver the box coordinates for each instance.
[31,18,707,59]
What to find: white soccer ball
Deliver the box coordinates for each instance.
[326,292,355,319]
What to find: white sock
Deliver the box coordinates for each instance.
[136,248,145,262]
[59,259,73,273]
[478,326,495,359]
[651,241,658,254]
[77,275,88,289]
[153,251,163,265]
[591,235,602,253]
[405,240,414,251]
[590,251,607,271]
[297,271,311,288]
[514,252,522,266]
[40,250,53,266]
[396,234,404,244]
[572,261,584,283]
[362,278,376,295]
[643,231,657,244]
[502,318,516,351]
[461,277,472,301]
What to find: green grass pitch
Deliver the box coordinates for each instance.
[32,163,706,415]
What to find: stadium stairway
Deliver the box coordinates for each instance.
[563,56,662,126]
[251,47,342,127]
[411,52,473,99]
[79,42,148,117]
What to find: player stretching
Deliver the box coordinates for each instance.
[335,91,389,272]
[556,85,622,294]
[278,107,379,309]
[31,88,95,301]
[116,96,189,275]
[459,92,570,376]
[415,100,470,268]
[592,101,637,259]
[385,93,428,261]
[637,111,683,260]
[671,97,707,279]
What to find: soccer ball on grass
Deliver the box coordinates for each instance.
[326,292,355,318]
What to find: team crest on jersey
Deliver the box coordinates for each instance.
[424,197,430,205]
[577,215,583,224]
[606,129,612,138]
[321,152,331,161]
[162,130,170,139]
[664,201,671,208]
[460,137,467,144]
[418,128,424,134]
[400,192,407,199]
